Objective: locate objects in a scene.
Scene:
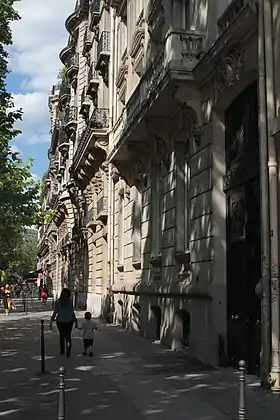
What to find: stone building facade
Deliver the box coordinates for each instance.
[38,0,280,389]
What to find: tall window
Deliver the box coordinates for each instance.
[118,190,125,266]
[132,186,142,265]
[182,0,197,30]
[151,161,162,257]
[176,143,190,252]
[184,160,190,250]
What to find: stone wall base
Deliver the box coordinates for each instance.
[87,293,102,317]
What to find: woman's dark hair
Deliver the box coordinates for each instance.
[59,288,71,306]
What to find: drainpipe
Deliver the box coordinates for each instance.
[257,0,271,388]
[108,8,116,291]
[263,0,280,393]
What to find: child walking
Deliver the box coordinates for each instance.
[78,312,98,357]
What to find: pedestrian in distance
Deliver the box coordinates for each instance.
[41,284,48,306]
[77,312,98,357]
[49,288,78,357]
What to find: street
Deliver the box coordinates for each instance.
[1,311,280,419]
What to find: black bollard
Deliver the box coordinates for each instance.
[238,360,246,420]
[58,366,66,420]
[40,319,46,374]
[22,292,26,313]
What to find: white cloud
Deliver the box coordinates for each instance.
[10,0,75,93]
[13,92,50,144]
[31,173,41,183]
[8,0,75,147]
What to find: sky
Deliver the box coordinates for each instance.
[7,0,75,182]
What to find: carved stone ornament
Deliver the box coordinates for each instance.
[173,88,193,104]
[92,172,103,194]
[215,43,244,95]
[130,23,145,76]
[95,137,109,152]
[110,166,119,182]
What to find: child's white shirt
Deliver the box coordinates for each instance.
[81,319,97,339]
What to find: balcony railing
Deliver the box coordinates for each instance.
[82,26,91,56]
[59,82,70,105]
[66,53,79,82]
[83,207,97,226]
[72,108,109,170]
[125,30,205,126]
[217,0,252,35]
[67,52,79,68]
[65,106,78,133]
[96,196,108,219]
[97,31,110,59]
[91,108,109,129]
[87,62,99,98]
[58,127,68,145]
[90,0,101,30]
[96,31,110,80]
[80,86,91,118]
[66,0,89,35]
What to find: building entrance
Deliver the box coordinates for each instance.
[224,82,261,374]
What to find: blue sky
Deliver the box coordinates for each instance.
[7,0,75,181]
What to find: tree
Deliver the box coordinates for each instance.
[8,236,37,277]
[0,0,42,268]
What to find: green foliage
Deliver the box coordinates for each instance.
[8,235,37,277]
[0,0,42,268]
[39,172,47,205]
[58,67,67,82]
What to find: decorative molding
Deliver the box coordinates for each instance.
[130,25,145,76]
[146,0,164,43]
[110,166,120,182]
[116,49,128,104]
[214,43,244,101]
[95,137,109,152]
[92,172,103,195]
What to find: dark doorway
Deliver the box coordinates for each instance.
[151,305,162,340]
[175,309,190,346]
[224,82,261,374]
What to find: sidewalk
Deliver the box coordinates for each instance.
[1,315,280,419]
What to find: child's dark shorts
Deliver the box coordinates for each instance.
[83,339,93,348]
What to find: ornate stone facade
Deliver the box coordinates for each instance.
[37,0,280,386]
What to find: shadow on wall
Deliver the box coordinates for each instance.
[109,99,230,364]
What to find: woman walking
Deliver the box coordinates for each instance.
[3,288,11,316]
[41,285,48,306]
[50,288,78,357]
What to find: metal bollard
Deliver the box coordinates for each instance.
[40,320,46,373]
[58,366,66,420]
[22,293,26,313]
[238,360,246,420]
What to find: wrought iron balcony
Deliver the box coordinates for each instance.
[58,127,70,157]
[82,26,91,56]
[66,0,90,35]
[59,82,71,107]
[91,108,109,129]
[96,31,110,81]
[96,195,108,221]
[66,53,79,83]
[65,106,78,133]
[58,127,68,145]
[217,0,255,35]
[59,45,73,66]
[89,0,101,31]
[72,108,109,171]
[83,207,97,227]
[87,62,99,99]
[80,86,91,118]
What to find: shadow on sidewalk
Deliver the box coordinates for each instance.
[1,319,280,419]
